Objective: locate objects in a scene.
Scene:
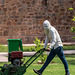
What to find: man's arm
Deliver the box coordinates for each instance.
[49,30,56,49]
[44,36,49,48]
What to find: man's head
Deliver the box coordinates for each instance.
[43,20,51,30]
[43,20,51,34]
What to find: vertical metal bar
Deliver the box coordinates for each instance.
[58,0,61,3]
[1,0,5,4]
[58,0,64,3]
[45,0,47,7]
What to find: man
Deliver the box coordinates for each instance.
[33,20,71,75]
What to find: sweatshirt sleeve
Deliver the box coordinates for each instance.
[44,36,49,48]
[49,30,56,49]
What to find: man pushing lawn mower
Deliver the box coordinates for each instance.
[33,20,71,75]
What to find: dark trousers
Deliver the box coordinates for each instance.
[40,46,69,74]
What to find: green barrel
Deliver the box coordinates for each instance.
[7,39,23,61]
[7,39,23,52]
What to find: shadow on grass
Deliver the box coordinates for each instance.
[65,55,75,58]
[65,55,75,65]
[67,60,75,65]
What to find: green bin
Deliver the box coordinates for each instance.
[7,39,23,61]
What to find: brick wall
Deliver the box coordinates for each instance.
[0,0,75,44]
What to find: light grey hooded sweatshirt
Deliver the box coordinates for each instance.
[43,20,63,49]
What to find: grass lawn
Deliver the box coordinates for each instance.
[24,55,75,75]
[0,45,75,52]
[0,55,75,75]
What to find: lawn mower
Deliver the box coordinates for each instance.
[0,39,46,75]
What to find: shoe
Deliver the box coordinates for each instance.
[65,73,71,75]
[33,69,42,75]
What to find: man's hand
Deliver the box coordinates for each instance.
[41,48,45,50]
[38,48,45,53]
[46,48,50,51]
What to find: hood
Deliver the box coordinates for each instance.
[43,20,51,30]
[43,20,51,34]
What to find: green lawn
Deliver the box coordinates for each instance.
[24,55,75,75]
[24,63,74,75]
[0,45,75,52]
[0,55,75,75]
[0,44,75,75]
